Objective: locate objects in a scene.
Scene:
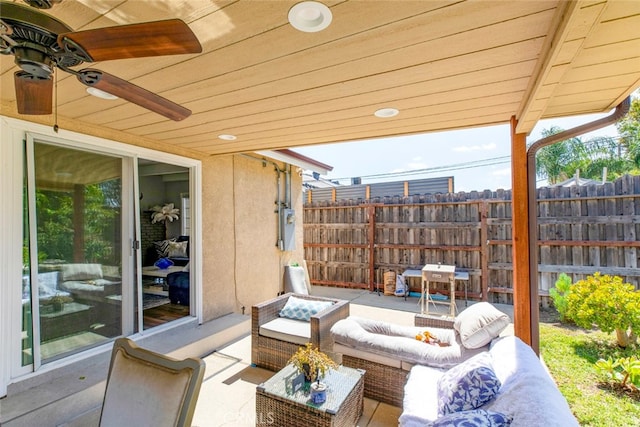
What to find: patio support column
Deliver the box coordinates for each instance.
[510,116,534,350]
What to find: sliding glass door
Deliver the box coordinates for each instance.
[23,140,124,364]
[19,136,194,369]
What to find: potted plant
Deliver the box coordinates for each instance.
[50,294,72,312]
[288,343,338,384]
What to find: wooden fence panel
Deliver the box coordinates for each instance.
[303,175,640,302]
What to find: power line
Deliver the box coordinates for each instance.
[330,155,511,182]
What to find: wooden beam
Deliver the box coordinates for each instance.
[510,116,534,348]
[516,0,583,133]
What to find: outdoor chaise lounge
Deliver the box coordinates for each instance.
[330,302,511,406]
[251,292,350,371]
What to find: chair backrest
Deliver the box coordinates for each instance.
[283,265,309,295]
[100,338,205,427]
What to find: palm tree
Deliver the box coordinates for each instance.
[534,126,583,184]
[534,125,634,185]
[617,95,640,168]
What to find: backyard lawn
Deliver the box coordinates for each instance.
[539,309,640,426]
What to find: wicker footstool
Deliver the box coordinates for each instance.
[256,364,364,427]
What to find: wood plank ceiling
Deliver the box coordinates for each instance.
[1,0,639,158]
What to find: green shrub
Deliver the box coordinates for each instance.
[595,356,640,391]
[549,273,573,322]
[566,273,640,348]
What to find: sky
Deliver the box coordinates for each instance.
[294,113,619,193]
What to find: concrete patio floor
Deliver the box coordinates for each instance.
[1,286,513,426]
[191,287,514,427]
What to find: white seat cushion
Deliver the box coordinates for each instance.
[259,317,310,345]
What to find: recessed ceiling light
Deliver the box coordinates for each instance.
[374,108,399,118]
[288,1,332,33]
[86,87,118,100]
[218,134,237,141]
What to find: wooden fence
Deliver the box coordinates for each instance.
[303,175,640,305]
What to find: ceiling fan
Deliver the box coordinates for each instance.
[0,1,202,121]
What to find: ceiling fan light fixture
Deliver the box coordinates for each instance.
[86,87,118,100]
[288,1,332,33]
[218,134,237,141]
[374,108,399,118]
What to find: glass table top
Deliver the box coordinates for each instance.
[257,364,364,414]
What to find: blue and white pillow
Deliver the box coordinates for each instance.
[437,352,501,415]
[428,409,512,427]
[279,296,334,321]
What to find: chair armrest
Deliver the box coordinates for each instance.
[414,314,455,329]
[252,293,291,329]
[310,299,350,352]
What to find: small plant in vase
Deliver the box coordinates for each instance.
[288,343,338,384]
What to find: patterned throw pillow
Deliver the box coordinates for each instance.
[279,296,334,322]
[428,409,512,427]
[437,352,501,415]
[153,238,176,258]
[167,241,188,258]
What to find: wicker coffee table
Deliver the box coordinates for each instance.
[256,364,364,427]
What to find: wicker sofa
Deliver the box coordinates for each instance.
[251,292,350,371]
[330,303,511,407]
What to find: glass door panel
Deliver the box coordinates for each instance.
[138,159,191,330]
[22,170,34,367]
[30,142,123,362]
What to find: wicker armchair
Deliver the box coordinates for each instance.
[339,315,456,407]
[251,292,350,371]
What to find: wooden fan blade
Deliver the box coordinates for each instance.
[14,71,53,115]
[58,19,202,62]
[78,68,191,121]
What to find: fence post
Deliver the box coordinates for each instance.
[367,204,376,292]
[480,200,489,301]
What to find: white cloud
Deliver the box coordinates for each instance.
[453,143,497,152]
[407,160,427,169]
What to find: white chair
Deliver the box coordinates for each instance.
[100,337,205,427]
